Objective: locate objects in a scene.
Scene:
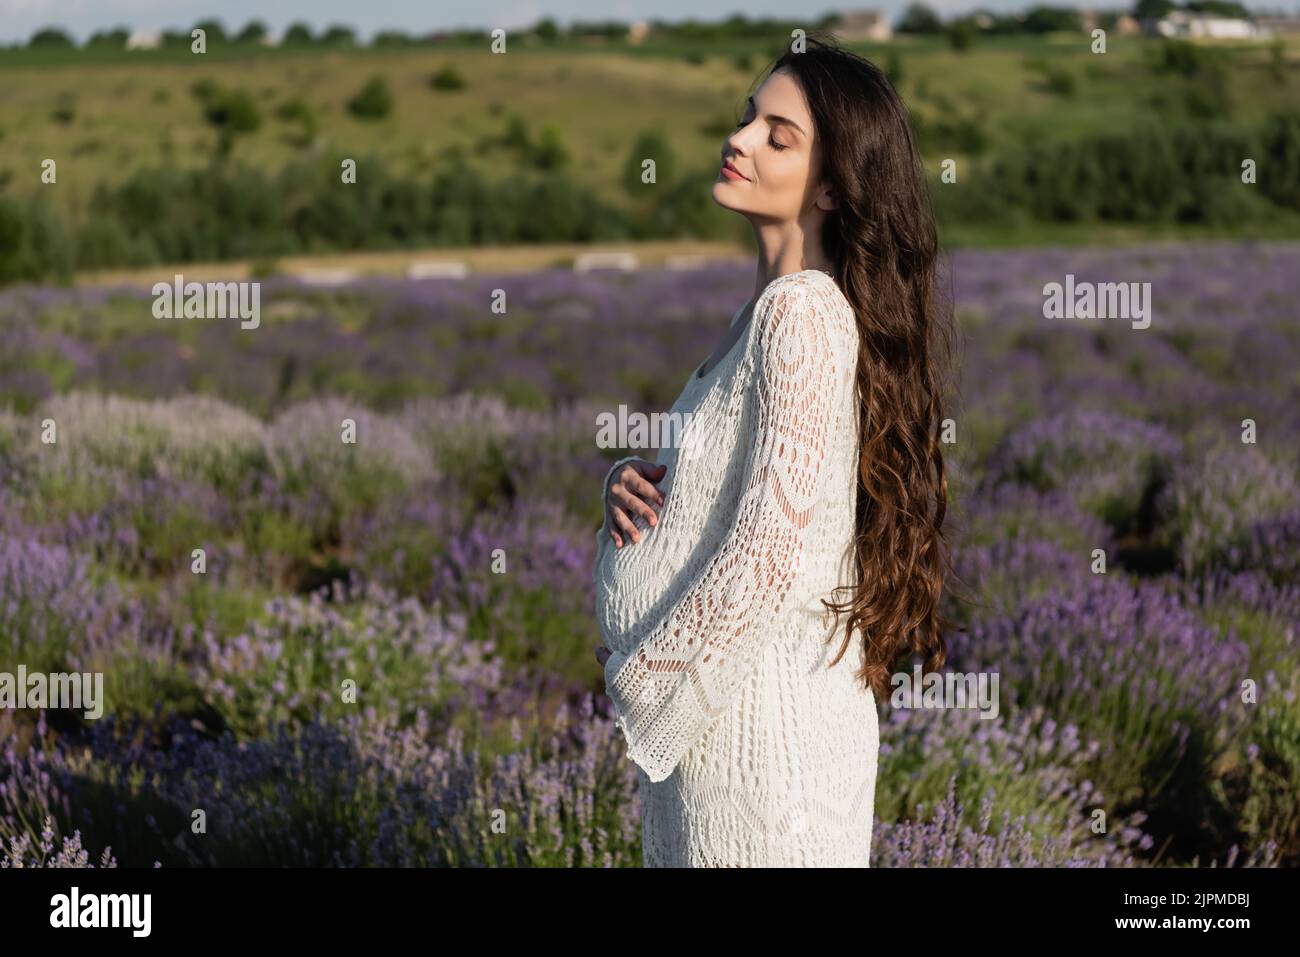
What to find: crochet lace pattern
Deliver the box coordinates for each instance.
[593,268,879,866]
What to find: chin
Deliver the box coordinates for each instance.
[710,181,740,211]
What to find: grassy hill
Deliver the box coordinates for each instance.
[1,33,1295,223]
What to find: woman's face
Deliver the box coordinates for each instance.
[712,68,832,223]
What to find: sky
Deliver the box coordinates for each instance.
[0,0,1295,44]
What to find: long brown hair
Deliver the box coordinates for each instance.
[758,34,964,700]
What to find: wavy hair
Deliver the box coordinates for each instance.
[755,34,966,700]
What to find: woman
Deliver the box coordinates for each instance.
[592,35,959,867]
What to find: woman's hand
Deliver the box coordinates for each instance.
[604,460,667,548]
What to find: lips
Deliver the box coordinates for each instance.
[721,160,748,181]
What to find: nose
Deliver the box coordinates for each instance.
[723,132,749,162]
[724,116,752,152]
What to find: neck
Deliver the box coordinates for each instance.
[749,220,833,300]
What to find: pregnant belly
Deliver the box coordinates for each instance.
[594,420,725,652]
[594,517,668,654]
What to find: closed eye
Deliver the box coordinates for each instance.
[732,118,788,151]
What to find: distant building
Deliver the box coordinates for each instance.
[627,20,650,45]
[1255,15,1300,35]
[125,30,161,50]
[1078,10,1141,34]
[1114,14,1142,36]
[833,9,893,41]
[1143,12,1270,39]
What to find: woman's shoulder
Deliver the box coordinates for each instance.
[743,270,857,403]
[760,268,849,315]
[755,268,855,342]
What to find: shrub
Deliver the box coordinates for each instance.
[1045,67,1076,99]
[274,97,318,146]
[51,92,76,125]
[947,20,976,52]
[28,28,75,48]
[347,76,394,121]
[428,66,466,91]
[1157,440,1300,577]
[984,410,1182,536]
[199,86,262,155]
[0,196,74,285]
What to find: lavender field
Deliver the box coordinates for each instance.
[1,240,1297,867]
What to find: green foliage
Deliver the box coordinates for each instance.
[191,19,227,44]
[196,85,262,155]
[530,126,569,170]
[205,90,261,133]
[1157,39,1218,78]
[1184,75,1233,120]
[886,52,904,87]
[1045,66,1076,99]
[1258,110,1300,211]
[235,21,269,44]
[12,153,632,277]
[73,216,158,269]
[1240,672,1300,862]
[698,114,736,138]
[621,130,676,197]
[275,97,318,146]
[897,3,943,34]
[0,196,73,284]
[191,77,218,100]
[947,20,976,52]
[50,92,76,125]
[913,111,989,155]
[200,594,460,741]
[428,65,466,91]
[282,22,314,45]
[501,115,530,153]
[1268,38,1286,83]
[320,25,358,48]
[249,257,282,279]
[347,76,394,121]
[3,87,1297,284]
[28,28,74,48]
[1022,6,1082,33]
[1135,0,1176,16]
[486,115,571,170]
[1183,0,1249,16]
[86,28,129,49]
[970,113,1292,225]
[372,30,415,48]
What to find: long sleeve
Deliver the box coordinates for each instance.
[603,276,856,783]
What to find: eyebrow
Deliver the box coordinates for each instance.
[745,95,806,137]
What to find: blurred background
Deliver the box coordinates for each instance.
[0,2,1297,868]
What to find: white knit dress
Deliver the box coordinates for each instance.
[593,268,879,867]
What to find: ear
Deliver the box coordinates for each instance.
[817,186,837,213]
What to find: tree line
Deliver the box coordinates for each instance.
[1,109,1296,286]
